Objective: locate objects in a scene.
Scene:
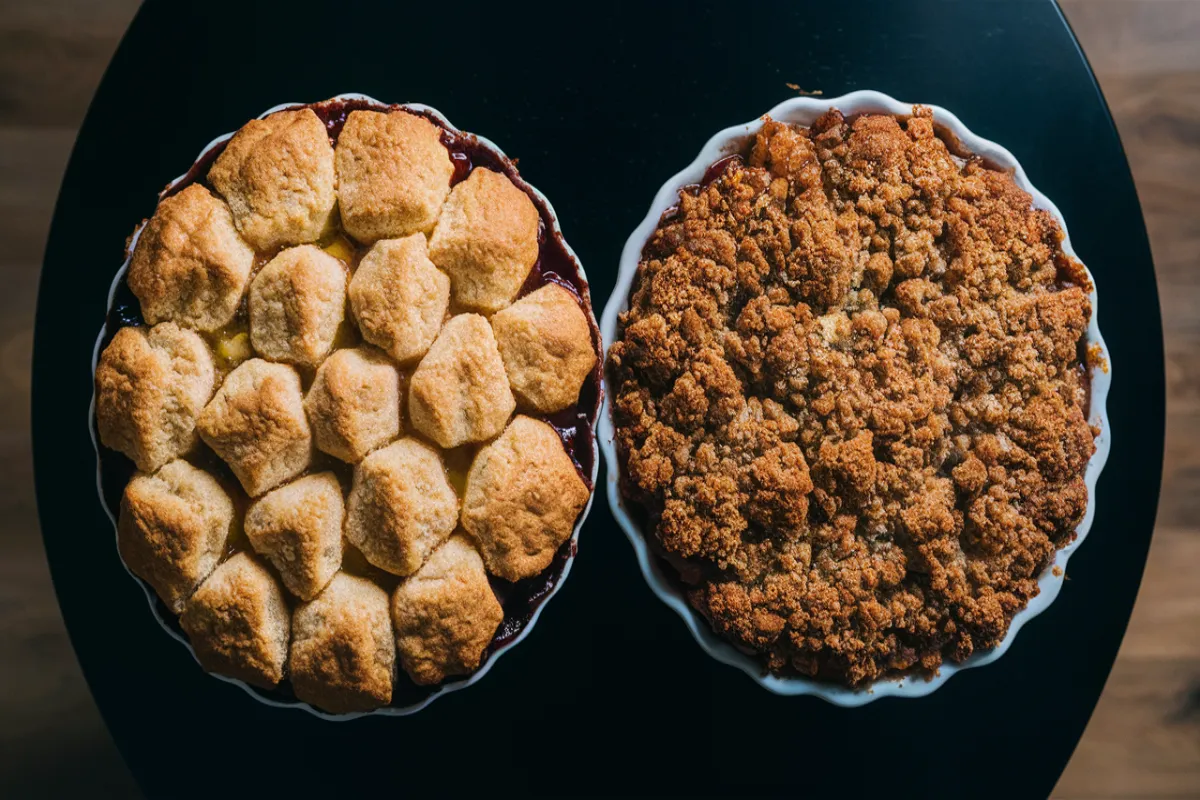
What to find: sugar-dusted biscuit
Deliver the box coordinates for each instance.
[128,184,254,331]
[208,108,337,249]
[461,416,588,581]
[197,359,312,497]
[490,284,596,413]
[428,168,539,313]
[245,473,345,600]
[118,459,234,613]
[248,245,347,367]
[349,234,450,364]
[96,323,214,473]
[408,314,515,448]
[180,552,290,688]
[336,110,454,243]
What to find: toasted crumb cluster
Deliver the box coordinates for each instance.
[100,101,600,713]
[609,110,1096,686]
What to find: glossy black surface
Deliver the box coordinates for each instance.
[33,0,1162,797]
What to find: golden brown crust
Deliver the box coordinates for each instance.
[179,552,290,688]
[128,184,254,331]
[461,416,589,581]
[348,235,450,364]
[428,168,540,313]
[248,245,347,367]
[196,359,312,497]
[345,438,459,576]
[304,347,400,463]
[96,323,215,473]
[391,533,502,685]
[408,314,515,448]
[244,472,345,601]
[608,110,1095,685]
[335,110,454,243]
[118,460,234,613]
[290,572,394,713]
[208,108,337,250]
[491,283,597,413]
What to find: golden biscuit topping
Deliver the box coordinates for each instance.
[97,100,600,713]
[609,109,1095,686]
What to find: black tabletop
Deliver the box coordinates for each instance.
[34,0,1163,797]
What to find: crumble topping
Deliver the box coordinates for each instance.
[609,108,1095,685]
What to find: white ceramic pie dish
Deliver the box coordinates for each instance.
[88,93,601,720]
[598,90,1112,706]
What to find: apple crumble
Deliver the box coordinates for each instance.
[609,108,1096,686]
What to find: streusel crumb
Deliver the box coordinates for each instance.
[609,109,1094,686]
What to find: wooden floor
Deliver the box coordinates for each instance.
[0,0,1196,797]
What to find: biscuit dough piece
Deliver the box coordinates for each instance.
[304,347,400,463]
[245,472,345,600]
[491,284,597,413]
[118,459,234,613]
[336,110,454,243]
[428,168,539,313]
[348,235,450,364]
[345,438,459,576]
[248,245,347,367]
[408,314,515,448]
[128,184,254,331]
[461,416,589,581]
[290,572,394,713]
[391,534,503,685]
[180,552,290,688]
[96,323,215,473]
[208,108,337,250]
[197,359,312,496]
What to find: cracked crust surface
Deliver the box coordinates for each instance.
[345,438,459,576]
[196,358,312,497]
[428,168,540,313]
[609,110,1095,686]
[245,472,345,601]
[248,245,347,367]
[304,347,401,463]
[349,234,450,364]
[335,110,454,243]
[391,534,503,685]
[118,459,234,614]
[208,108,337,250]
[408,314,515,448]
[461,415,589,581]
[491,283,597,413]
[96,323,215,473]
[128,184,254,331]
[180,552,290,688]
[290,572,394,713]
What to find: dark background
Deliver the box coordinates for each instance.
[5,0,1194,796]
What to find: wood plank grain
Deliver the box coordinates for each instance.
[1058,1,1200,796]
